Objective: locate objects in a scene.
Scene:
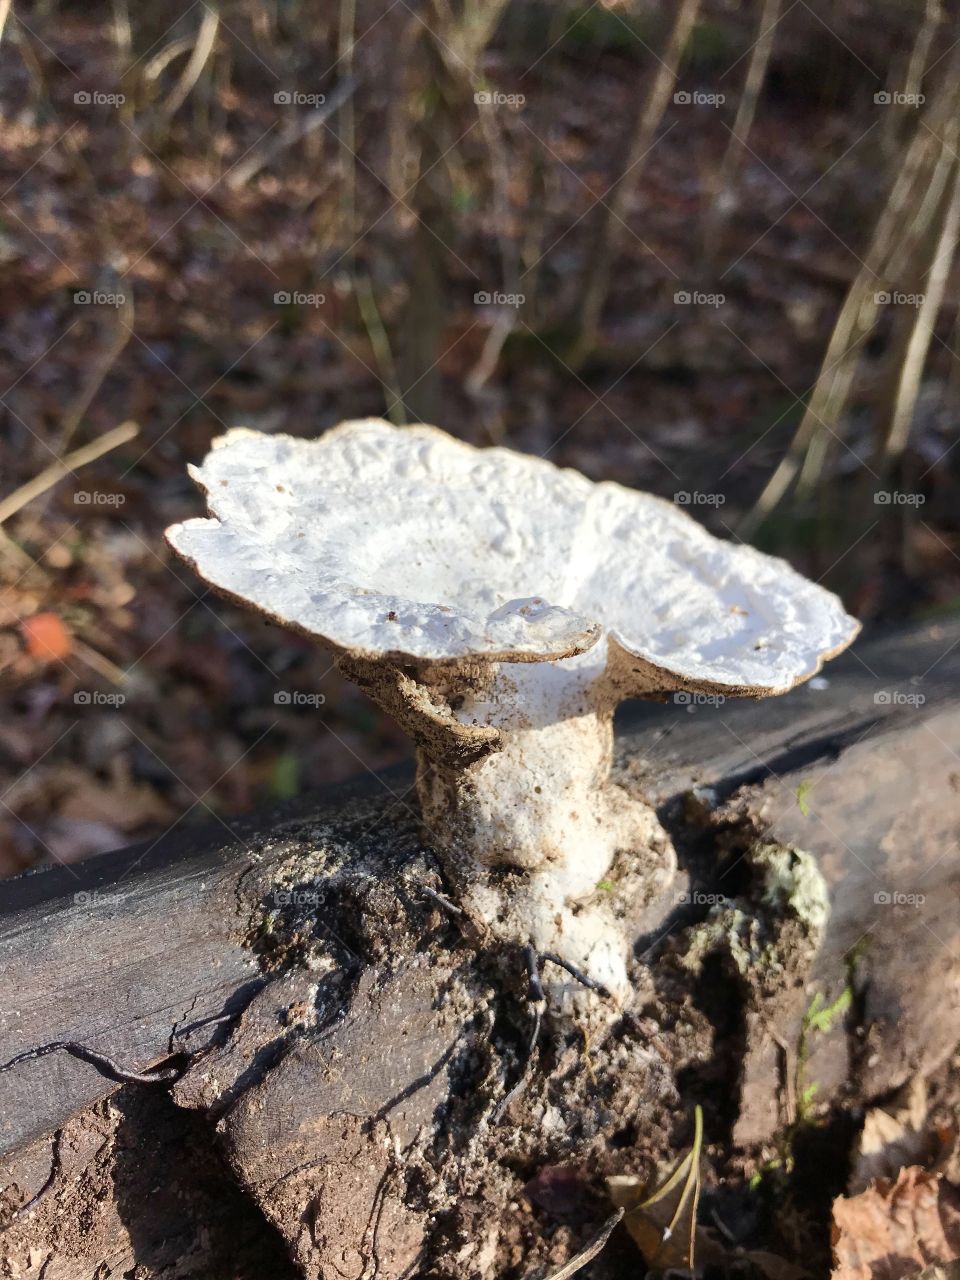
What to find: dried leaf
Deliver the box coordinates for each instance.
[525,1164,591,1216]
[21,612,71,662]
[608,1105,703,1270]
[831,1167,960,1280]
[849,1078,930,1195]
[56,765,173,833]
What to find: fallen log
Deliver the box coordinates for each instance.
[1,618,959,1279]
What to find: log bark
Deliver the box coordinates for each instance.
[2,619,959,1279]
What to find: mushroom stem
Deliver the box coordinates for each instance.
[415,646,675,996]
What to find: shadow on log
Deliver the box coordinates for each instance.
[2,619,959,1278]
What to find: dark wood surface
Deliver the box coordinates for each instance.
[2,617,958,1159]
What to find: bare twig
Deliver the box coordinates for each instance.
[0,1040,184,1086]
[796,116,959,500]
[420,884,464,916]
[540,951,611,998]
[158,3,219,121]
[901,0,942,114]
[337,0,357,242]
[466,95,523,401]
[57,291,135,456]
[492,943,611,1122]
[491,998,542,1122]
[142,37,194,84]
[225,77,357,190]
[739,93,949,533]
[73,637,129,687]
[354,272,406,424]
[572,0,701,363]
[883,156,960,467]
[0,421,138,526]
[704,0,781,259]
[110,0,132,61]
[11,1129,63,1221]
[542,1209,625,1280]
[465,309,514,396]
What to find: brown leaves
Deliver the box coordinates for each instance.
[833,1077,960,1279]
[849,1079,945,1197]
[831,1168,960,1280]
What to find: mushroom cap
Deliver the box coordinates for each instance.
[165,420,859,696]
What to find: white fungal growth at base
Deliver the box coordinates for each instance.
[417,644,671,996]
[165,420,860,998]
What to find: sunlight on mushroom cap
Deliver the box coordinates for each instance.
[165,420,859,691]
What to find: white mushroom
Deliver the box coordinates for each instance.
[166,419,859,998]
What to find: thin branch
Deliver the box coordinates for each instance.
[542,1209,625,1280]
[704,0,781,258]
[354,272,406,424]
[903,0,942,104]
[225,77,357,190]
[159,3,220,121]
[0,1040,183,1086]
[739,86,952,534]
[884,155,960,466]
[572,0,701,363]
[142,37,194,84]
[337,0,357,242]
[0,420,139,525]
[56,291,135,455]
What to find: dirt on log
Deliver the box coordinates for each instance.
[1,619,959,1279]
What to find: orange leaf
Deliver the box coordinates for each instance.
[22,612,72,662]
[831,1167,960,1280]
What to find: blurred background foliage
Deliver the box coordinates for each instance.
[0,0,958,873]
